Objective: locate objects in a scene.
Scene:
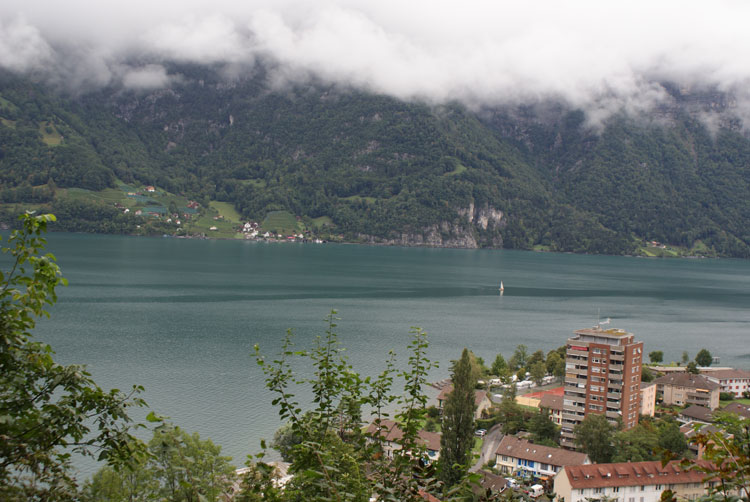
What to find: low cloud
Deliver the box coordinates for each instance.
[3,1,750,125]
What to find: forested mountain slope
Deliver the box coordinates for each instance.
[0,67,748,257]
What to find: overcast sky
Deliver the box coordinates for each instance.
[2,0,750,123]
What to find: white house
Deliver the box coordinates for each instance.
[554,461,707,502]
[494,436,589,478]
[703,368,750,398]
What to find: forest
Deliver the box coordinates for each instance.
[0,66,748,257]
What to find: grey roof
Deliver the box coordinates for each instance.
[653,373,720,391]
[495,435,588,466]
[679,405,714,422]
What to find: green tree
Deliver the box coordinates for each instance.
[657,420,687,457]
[648,351,663,364]
[695,348,713,367]
[509,344,528,370]
[530,361,547,387]
[496,384,524,435]
[439,348,476,488]
[528,408,559,446]
[86,422,236,502]
[681,351,690,365]
[642,365,654,382]
[527,349,545,369]
[0,213,147,500]
[491,353,508,378]
[252,312,440,502]
[612,424,658,462]
[271,421,303,463]
[574,414,615,464]
[686,361,700,374]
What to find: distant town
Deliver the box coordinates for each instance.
[347,324,750,501]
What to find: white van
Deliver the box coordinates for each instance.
[529,484,544,498]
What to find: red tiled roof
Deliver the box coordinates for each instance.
[495,436,588,467]
[564,460,708,489]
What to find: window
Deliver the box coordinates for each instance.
[595,488,604,494]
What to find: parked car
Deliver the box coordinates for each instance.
[475,429,487,437]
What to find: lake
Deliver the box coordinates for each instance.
[24,233,750,474]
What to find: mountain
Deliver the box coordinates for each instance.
[0,66,748,257]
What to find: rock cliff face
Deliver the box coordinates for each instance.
[358,202,505,248]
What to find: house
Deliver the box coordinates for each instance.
[653,373,720,410]
[475,471,507,498]
[437,385,493,420]
[722,401,750,419]
[365,419,441,463]
[679,422,731,459]
[678,404,714,424]
[702,368,750,398]
[640,382,656,417]
[554,460,707,502]
[539,393,563,426]
[494,436,589,478]
[145,186,155,192]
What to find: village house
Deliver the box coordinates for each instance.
[494,436,589,478]
[437,385,493,420]
[722,401,750,419]
[679,422,732,459]
[640,382,656,417]
[539,393,564,426]
[678,404,714,424]
[653,373,720,410]
[553,460,708,502]
[702,368,750,398]
[365,419,441,464]
[145,186,155,192]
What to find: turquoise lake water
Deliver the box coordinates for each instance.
[21,233,750,474]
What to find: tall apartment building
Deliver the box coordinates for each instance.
[561,326,643,449]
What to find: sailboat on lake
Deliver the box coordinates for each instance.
[499,281,504,293]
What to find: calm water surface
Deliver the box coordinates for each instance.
[27,233,750,474]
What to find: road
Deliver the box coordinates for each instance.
[469,424,504,472]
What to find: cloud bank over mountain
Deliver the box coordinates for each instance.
[2,0,750,124]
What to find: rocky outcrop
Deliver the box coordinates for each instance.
[357,202,505,248]
[457,203,505,230]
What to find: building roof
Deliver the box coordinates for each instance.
[640,382,655,390]
[495,436,588,467]
[477,470,507,493]
[679,405,714,423]
[437,385,488,407]
[365,419,442,452]
[679,422,725,440]
[653,373,720,391]
[539,393,564,411]
[562,460,708,489]
[702,368,750,381]
[722,402,750,419]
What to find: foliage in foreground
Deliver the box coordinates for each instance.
[84,422,236,502]
[0,213,147,500]
[250,312,447,501]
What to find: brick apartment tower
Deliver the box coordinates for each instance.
[560,326,643,449]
